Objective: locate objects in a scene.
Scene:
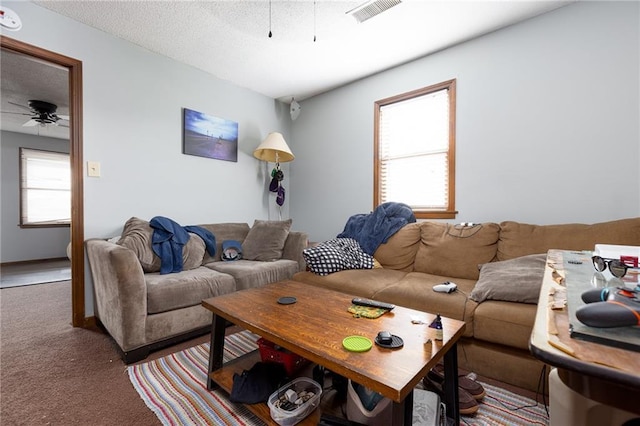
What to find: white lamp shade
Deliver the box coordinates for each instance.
[253,132,295,163]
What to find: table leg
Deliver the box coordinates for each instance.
[391,389,414,425]
[443,343,460,425]
[206,313,226,390]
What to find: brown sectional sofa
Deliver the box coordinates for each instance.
[86,218,308,363]
[293,217,640,392]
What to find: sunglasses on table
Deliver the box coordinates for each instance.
[591,255,639,278]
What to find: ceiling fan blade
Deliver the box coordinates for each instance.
[23,119,40,127]
[1,111,32,116]
[56,114,70,120]
[8,101,32,111]
[51,120,69,128]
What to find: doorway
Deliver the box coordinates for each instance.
[0,36,85,327]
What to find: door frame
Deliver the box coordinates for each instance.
[1,35,86,327]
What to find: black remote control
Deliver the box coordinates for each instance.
[352,298,395,310]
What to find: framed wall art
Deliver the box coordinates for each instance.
[183,108,238,162]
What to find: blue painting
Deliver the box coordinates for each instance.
[183,108,238,162]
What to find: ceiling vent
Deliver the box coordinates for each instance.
[346,0,402,23]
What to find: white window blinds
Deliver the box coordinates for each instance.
[20,148,71,226]
[378,87,451,210]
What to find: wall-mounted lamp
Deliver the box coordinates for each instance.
[254,132,294,207]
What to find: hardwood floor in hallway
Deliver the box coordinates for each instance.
[0,259,71,288]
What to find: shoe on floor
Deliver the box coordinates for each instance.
[429,363,486,400]
[422,376,479,415]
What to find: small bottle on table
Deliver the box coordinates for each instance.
[429,314,443,341]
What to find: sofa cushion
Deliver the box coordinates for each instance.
[473,300,538,350]
[497,217,640,261]
[117,217,206,273]
[145,266,236,314]
[242,219,292,261]
[206,259,299,291]
[413,222,500,280]
[372,273,478,338]
[303,238,374,275]
[470,254,546,304]
[373,222,421,272]
[292,269,409,299]
[145,304,213,347]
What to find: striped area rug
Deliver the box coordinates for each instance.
[462,382,549,426]
[129,331,263,425]
[128,331,549,425]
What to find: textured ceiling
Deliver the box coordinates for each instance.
[33,0,572,102]
[1,0,573,140]
[0,49,69,140]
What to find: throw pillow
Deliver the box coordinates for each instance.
[303,238,374,276]
[117,217,161,272]
[242,219,292,261]
[117,217,206,272]
[469,253,547,304]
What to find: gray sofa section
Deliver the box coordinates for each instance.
[86,220,308,363]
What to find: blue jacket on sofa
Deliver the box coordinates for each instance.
[150,216,216,274]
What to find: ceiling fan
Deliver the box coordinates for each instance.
[3,100,69,127]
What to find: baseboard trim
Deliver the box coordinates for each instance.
[1,257,69,267]
[83,316,97,329]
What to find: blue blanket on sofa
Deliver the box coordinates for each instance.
[150,216,216,274]
[337,202,416,255]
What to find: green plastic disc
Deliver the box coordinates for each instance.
[342,335,373,352]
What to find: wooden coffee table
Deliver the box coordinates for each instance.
[202,280,465,425]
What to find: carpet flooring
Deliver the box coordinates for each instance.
[1,280,548,425]
[1,280,168,425]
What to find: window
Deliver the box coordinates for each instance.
[19,148,71,227]
[374,79,457,219]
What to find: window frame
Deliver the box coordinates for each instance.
[19,147,71,229]
[374,79,457,219]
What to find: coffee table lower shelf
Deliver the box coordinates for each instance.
[208,350,322,426]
